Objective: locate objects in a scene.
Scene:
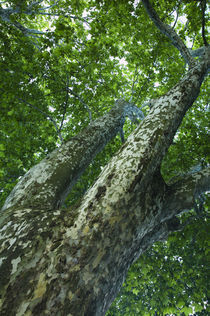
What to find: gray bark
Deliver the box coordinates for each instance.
[1,101,143,211]
[0,54,209,315]
[0,1,209,314]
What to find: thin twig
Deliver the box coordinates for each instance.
[59,75,69,132]
[134,50,158,104]
[172,0,181,29]
[130,65,139,100]
[18,98,63,142]
[38,12,90,25]
[172,10,179,29]
[38,1,60,11]
[27,0,45,9]
[67,88,92,122]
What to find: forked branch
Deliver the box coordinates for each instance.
[165,167,210,217]
[141,0,195,67]
[18,98,63,142]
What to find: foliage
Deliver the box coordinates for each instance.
[107,208,210,315]
[0,0,209,314]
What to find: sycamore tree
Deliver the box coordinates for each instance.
[0,0,209,315]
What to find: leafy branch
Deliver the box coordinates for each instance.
[166,166,210,216]
[18,98,63,142]
[0,1,89,37]
[141,0,195,67]
[130,65,141,101]
[200,0,208,46]
[67,88,92,122]
[59,74,70,133]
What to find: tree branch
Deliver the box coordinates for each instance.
[164,167,210,219]
[38,11,90,24]
[0,3,88,38]
[190,46,205,58]
[123,101,144,121]
[59,75,70,133]
[134,47,159,104]
[172,10,179,29]
[1,100,137,211]
[200,0,208,46]
[67,88,92,122]
[130,65,139,100]
[38,0,60,11]
[0,7,46,36]
[172,1,182,30]
[13,22,45,35]
[27,0,45,9]
[18,98,63,142]
[141,0,195,67]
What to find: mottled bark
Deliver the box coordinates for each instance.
[0,54,209,315]
[1,0,210,313]
[2,101,142,211]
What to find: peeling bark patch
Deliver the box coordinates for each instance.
[95,186,107,200]
[0,60,208,315]
[33,273,47,299]
[11,256,21,274]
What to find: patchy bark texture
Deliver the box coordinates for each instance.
[0,54,209,315]
[1,0,210,312]
[2,100,139,211]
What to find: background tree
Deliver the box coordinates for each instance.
[0,0,209,315]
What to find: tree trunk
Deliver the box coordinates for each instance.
[0,56,209,315]
[2,100,142,211]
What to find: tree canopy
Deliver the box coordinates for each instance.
[0,0,209,315]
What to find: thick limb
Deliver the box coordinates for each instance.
[141,0,195,67]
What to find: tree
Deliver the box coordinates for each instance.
[0,0,209,315]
